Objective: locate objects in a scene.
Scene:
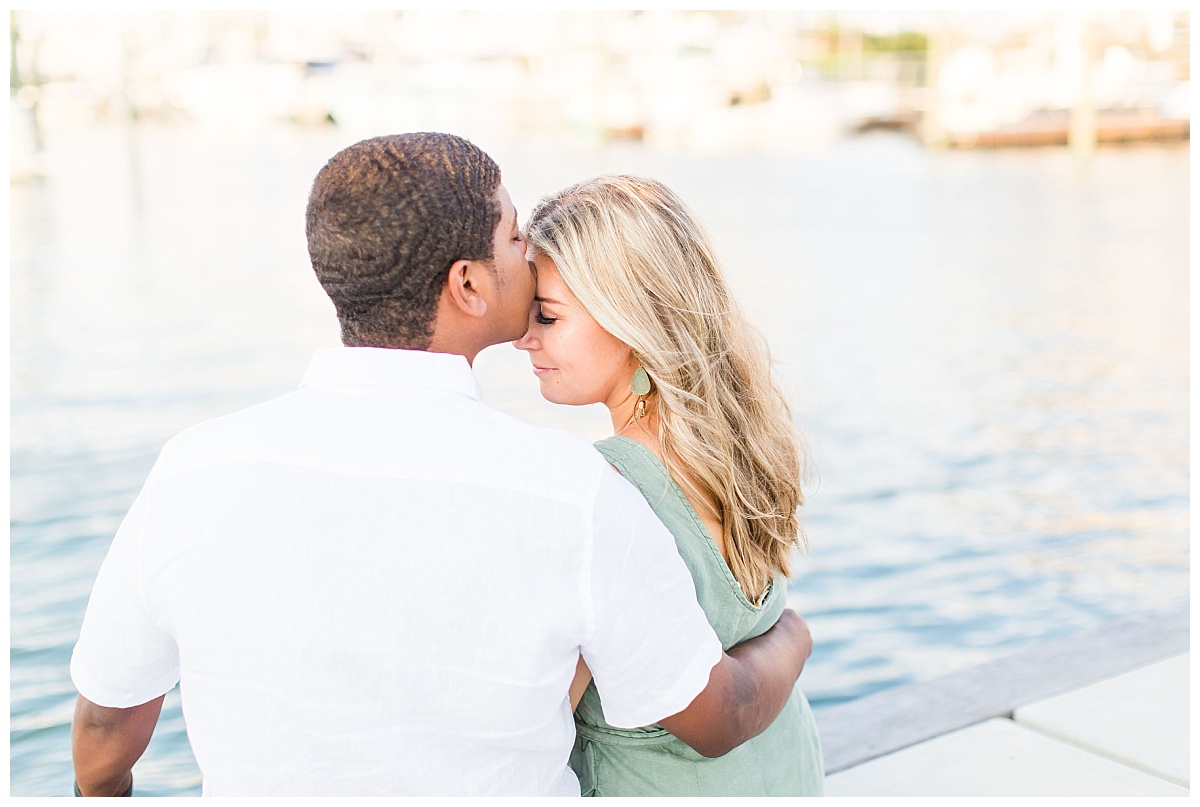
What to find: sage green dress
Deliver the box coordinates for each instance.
[571,436,824,796]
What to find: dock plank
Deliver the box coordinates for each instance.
[813,600,1189,774]
[1015,653,1190,787]
[824,718,1189,796]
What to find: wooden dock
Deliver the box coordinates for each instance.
[941,108,1190,148]
[814,600,1190,795]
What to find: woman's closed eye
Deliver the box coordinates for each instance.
[534,306,557,326]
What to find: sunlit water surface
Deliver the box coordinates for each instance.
[10,124,1188,795]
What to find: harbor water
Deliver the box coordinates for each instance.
[9,124,1189,795]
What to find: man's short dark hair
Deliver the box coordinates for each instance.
[305,132,502,348]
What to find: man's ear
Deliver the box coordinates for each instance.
[444,259,489,318]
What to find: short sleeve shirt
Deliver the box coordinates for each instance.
[70,347,722,796]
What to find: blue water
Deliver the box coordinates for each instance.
[9,124,1189,795]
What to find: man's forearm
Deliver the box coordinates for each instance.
[720,609,811,744]
[72,694,165,796]
[660,609,811,757]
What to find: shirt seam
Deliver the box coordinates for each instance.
[298,347,483,400]
[147,455,595,508]
[134,481,175,638]
[298,383,482,402]
[579,459,603,651]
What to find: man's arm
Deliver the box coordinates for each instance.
[658,609,811,758]
[72,693,164,796]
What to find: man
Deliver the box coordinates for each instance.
[70,133,813,796]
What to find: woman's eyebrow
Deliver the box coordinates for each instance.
[535,296,565,305]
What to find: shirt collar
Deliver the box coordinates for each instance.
[299,347,482,401]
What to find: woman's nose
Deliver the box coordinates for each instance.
[513,328,537,351]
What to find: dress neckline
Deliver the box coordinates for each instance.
[597,435,771,610]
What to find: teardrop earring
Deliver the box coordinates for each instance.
[630,367,652,396]
[630,367,653,422]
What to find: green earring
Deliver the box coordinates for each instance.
[631,367,652,396]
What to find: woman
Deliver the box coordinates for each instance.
[513,175,823,796]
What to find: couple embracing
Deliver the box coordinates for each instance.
[70,133,824,796]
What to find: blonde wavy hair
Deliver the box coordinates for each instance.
[526,175,808,601]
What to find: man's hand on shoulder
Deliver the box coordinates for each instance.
[765,609,813,666]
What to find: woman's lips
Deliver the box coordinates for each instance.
[532,365,554,377]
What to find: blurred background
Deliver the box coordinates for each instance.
[9,9,1190,796]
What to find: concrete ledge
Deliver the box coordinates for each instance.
[813,599,1190,774]
[824,716,1190,796]
[1015,653,1190,787]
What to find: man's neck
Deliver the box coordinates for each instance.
[423,332,479,367]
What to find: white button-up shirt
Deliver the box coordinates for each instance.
[71,347,722,796]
